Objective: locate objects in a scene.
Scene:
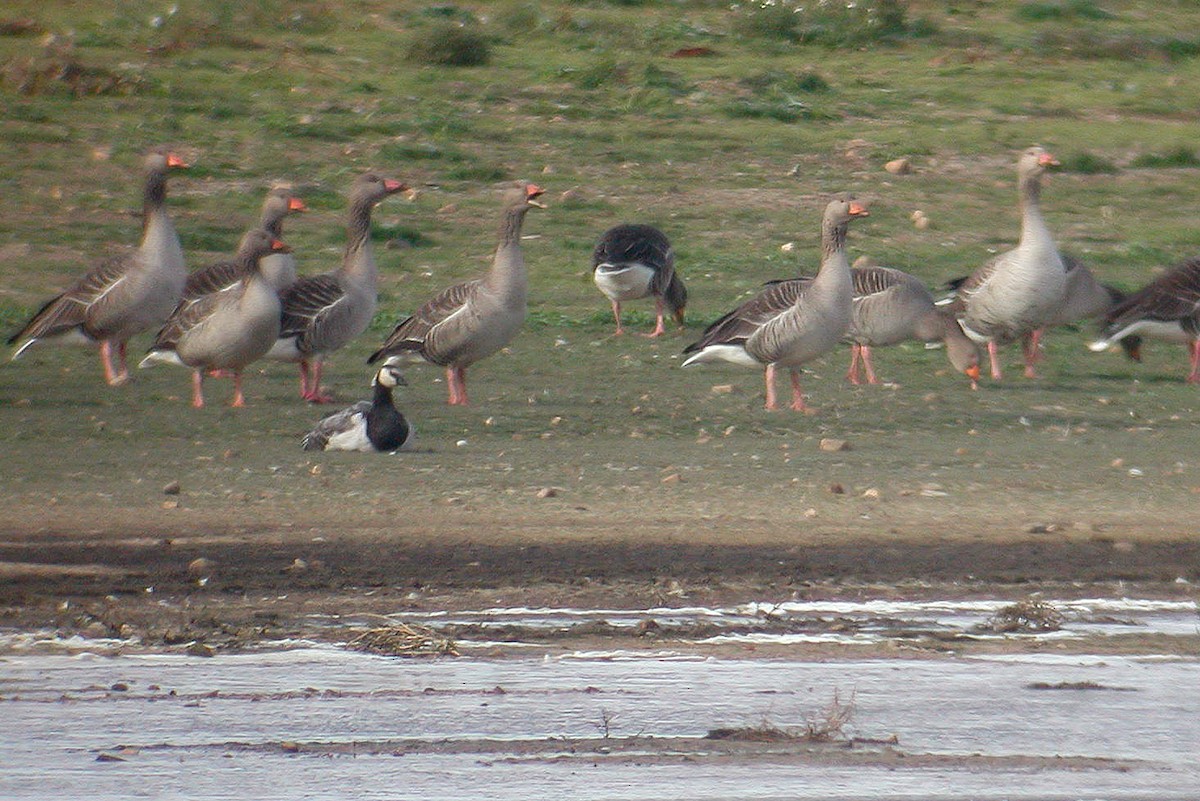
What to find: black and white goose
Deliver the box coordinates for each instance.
[301,365,411,452]
[591,223,686,337]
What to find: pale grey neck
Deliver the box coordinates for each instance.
[1017,172,1053,249]
[485,205,530,296]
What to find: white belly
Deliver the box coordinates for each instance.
[594,264,655,302]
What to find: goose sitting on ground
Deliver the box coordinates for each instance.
[785,260,982,388]
[266,173,408,403]
[681,197,868,412]
[140,230,289,408]
[368,182,546,406]
[946,146,1069,380]
[8,148,188,385]
[301,365,411,452]
[591,223,687,336]
[183,186,306,299]
[1089,256,1200,382]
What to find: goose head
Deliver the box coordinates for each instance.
[503,181,546,211]
[1019,146,1060,178]
[372,365,408,389]
[145,147,188,174]
[237,229,292,264]
[353,172,411,207]
[263,186,307,222]
[823,196,870,227]
[939,312,982,388]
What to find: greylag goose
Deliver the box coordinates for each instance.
[1021,254,1129,363]
[715,263,981,388]
[681,197,868,411]
[842,264,981,387]
[947,146,1068,380]
[591,223,686,336]
[1089,256,1200,382]
[182,186,306,299]
[301,365,411,452]
[139,230,289,408]
[266,173,408,403]
[368,182,546,406]
[7,148,188,385]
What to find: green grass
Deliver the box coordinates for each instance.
[3,0,1200,538]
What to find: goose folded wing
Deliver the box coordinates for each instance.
[374,280,480,356]
[685,279,804,352]
[1109,258,1200,325]
[150,288,231,351]
[183,260,242,300]
[301,401,371,451]
[8,255,131,343]
[278,274,346,339]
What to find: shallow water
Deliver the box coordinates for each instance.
[3,596,1198,800]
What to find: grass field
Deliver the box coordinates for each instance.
[2,0,1200,560]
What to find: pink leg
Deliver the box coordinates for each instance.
[611,300,625,336]
[302,360,334,403]
[643,298,667,338]
[1188,341,1200,383]
[1022,330,1042,378]
[788,368,810,412]
[191,370,205,408]
[446,366,470,405]
[454,366,468,406]
[100,341,123,386]
[987,341,1003,381]
[861,344,880,385]
[846,345,862,385]
[298,360,312,398]
[231,371,246,407]
[763,363,779,410]
[115,341,129,385]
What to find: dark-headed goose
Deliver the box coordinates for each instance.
[368,182,546,406]
[681,197,867,412]
[140,230,289,407]
[8,148,188,385]
[1089,256,1200,382]
[266,173,408,403]
[591,223,686,336]
[948,146,1068,380]
[301,365,411,452]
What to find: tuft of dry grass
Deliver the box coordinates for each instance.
[706,689,856,743]
[346,622,459,657]
[984,598,1066,633]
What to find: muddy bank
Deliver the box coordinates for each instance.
[1,506,1197,652]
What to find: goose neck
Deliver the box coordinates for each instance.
[341,199,378,283]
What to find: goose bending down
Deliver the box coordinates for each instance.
[266,173,408,403]
[140,230,289,408]
[947,146,1068,380]
[1089,256,1200,382]
[368,182,546,406]
[301,365,411,452]
[7,148,188,385]
[839,263,981,387]
[681,197,868,411]
[591,224,686,336]
[183,186,306,299]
